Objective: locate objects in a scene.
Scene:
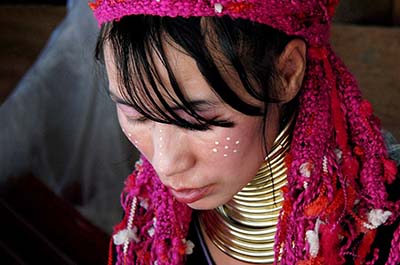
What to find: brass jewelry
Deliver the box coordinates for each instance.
[199,117,294,264]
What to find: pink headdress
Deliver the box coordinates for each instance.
[90,0,337,47]
[90,1,400,264]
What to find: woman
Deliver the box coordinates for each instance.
[90,0,400,264]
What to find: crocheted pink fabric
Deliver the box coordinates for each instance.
[90,0,336,46]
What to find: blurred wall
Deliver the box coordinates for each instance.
[0,6,66,103]
[335,0,396,25]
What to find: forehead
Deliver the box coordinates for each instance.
[103,35,263,113]
[104,40,215,102]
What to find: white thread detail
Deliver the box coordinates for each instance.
[140,198,149,209]
[305,218,322,258]
[214,3,223,13]
[363,209,392,230]
[148,227,155,237]
[113,227,139,246]
[300,162,313,189]
[184,239,195,255]
[122,197,138,255]
[322,156,328,174]
[300,162,313,178]
[335,148,343,163]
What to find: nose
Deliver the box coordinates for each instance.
[151,123,195,179]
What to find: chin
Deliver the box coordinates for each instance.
[187,203,217,210]
[187,195,231,210]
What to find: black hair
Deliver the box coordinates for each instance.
[95,15,295,132]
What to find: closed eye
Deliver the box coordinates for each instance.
[109,90,235,130]
[125,115,149,125]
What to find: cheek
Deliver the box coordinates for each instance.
[205,121,261,161]
[121,126,139,145]
[117,111,151,154]
[209,136,242,158]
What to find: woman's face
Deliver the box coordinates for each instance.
[105,43,280,210]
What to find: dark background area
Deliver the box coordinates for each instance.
[0,5,66,102]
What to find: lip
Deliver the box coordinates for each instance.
[169,185,211,204]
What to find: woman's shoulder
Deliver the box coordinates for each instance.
[382,129,400,166]
[382,129,400,200]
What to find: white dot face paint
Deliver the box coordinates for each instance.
[158,128,164,158]
[122,127,139,147]
[212,137,241,156]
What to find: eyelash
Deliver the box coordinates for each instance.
[124,112,234,132]
[126,115,148,125]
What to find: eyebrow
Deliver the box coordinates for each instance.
[108,90,219,111]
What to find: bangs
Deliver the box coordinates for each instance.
[96,15,292,130]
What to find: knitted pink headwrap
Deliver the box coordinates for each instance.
[90,1,400,264]
[90,0,336,47]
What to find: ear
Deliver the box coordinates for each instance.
[276,39,306,103]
